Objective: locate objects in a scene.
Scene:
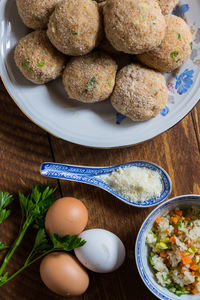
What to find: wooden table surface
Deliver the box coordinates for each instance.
[0,78,200,300]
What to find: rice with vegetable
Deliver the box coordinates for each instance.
[146,207,200,296]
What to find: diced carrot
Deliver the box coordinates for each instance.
[170,215,180,224]
[170,235,176,244]
[165,229,169,235]
[191,288,198,295]
[174,227,178,234]
[190,263,199,271]
[191,271,196,276]
[181,255,192,265]
[178,230,182,235]
[155,217,162,224]
[181,268,187,274]
[175,210,183,217]
[160,250,169,258]
[186,213,192,219]
[172,245,177,252]
[178,251,184,257]
[187,240,194,246]
[168,258,172,265]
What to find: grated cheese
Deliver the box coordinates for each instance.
[101,166,163,202]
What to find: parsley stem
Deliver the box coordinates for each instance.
[0,249,55,286]
[0,219,31,276]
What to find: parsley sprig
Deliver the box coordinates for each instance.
[0,192,13,224]
[0,185,86,286]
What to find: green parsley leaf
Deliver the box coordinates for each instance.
[177,33,181,40]
[164,274,169,281]
[170,51,179,58]
[190,42,193,50]
[0,210,10,224]
[88,76,97,90]
[72,31,78,35]
[33,229,51,253]
[0,185,57,287]
[19,185,56,228]
[24,229,51,266]
[176,59,181,63]
[0,242,9,251]
[0,192,13,209]
[37,61,45,67]
[83,88,88,93]
[149,252,154,266]
[175,290,182,296]
[107,81,112,87]
[166,283,174,289]
[0,272,8,284]
[0,192,13,224]
[51,234,86,251]
[34,16,41,22]
[22,59,30,70]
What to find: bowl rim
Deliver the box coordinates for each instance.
[135,194,200,300]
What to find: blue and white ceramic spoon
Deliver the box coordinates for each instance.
[40,161,172,208]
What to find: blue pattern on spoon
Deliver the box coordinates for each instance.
[40,161,172,208]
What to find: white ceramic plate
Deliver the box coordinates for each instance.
[0,0,200,148]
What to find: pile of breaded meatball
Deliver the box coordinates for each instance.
[14,0,192,121]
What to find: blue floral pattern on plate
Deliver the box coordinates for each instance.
[172,4,189,18]
[175,69,194,95]
[160,106,170,117]
[116,112,126,124]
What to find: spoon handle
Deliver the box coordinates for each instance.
[40,162,111,176]
[40,162,114,193]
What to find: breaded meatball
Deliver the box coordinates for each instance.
[137,16,193,72]
[111,64,167,121]
[63,51,117,103]
[158,0,179,15]
[14,30,66,84]
[16,0,60,29]
[47,0,103,56]
[103,0,166,54]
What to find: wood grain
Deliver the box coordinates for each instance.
[0,78,200,300]
[50,107,200,300]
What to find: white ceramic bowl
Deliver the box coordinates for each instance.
[135,195,200,300]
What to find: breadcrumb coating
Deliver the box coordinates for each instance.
[158,0,179,15]
[63,51,117,103]
[111,64,167,121]
[47,0,103,56]
[16,0,60,29]
[103,0,166,54]
[14,30,66,84]
[137,15,193,72]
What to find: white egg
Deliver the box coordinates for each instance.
[74,229,126,273]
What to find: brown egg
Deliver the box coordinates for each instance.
[40,252,89,296]
[45,197,88,236]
